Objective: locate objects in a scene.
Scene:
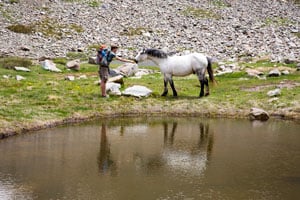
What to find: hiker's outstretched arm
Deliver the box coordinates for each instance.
[116,56,135,63]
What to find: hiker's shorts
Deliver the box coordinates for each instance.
[99,66,109,82]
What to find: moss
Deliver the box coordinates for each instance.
[264,17,295,27]
[88,0,101,7]
[212,0,231,8]
[181,6,221,19]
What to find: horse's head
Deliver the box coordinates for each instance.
[134,48,148,64]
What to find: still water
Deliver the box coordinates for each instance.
[0,117,299,200]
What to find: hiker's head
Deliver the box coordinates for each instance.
[111,44,119,53]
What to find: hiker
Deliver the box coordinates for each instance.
[99,44,135,97]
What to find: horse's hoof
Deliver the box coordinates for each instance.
[161,93,167,96]
[205,93,210,96]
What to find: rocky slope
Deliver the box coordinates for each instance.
[0,0,299,62]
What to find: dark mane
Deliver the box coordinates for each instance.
[145,48,168,58]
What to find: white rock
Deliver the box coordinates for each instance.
[106,82,121,96]
[122,85,152,98]
[41,60,62,72]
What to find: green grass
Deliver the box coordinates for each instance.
[181,6,221,19]
[0,57,299,136]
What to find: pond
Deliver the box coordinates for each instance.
[0,117,299,200]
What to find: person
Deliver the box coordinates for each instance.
[99,44,135,97]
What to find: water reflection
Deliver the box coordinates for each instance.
[97,120,214,177]
[97,123,116,175]
[1,118,299,200]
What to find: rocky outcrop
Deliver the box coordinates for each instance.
[0,0,299,63]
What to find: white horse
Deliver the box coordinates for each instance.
[134,48,215,97]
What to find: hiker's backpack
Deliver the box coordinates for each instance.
[96,45,109,67]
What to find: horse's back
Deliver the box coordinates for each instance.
[161,53,208,76]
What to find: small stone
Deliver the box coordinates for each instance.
[16,75,25,81]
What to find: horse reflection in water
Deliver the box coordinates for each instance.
[158,122,213,174]
[97,121,214,175]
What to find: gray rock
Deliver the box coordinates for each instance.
[115,63,138,77]
[88,56,97,65]
[66,59,80,71]
[108,75,124,85]
[268,69,281,77]
[249,108,270,121]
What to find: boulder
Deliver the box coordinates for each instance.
[89,56,97,65]
[108,75,124,85]
[66,59,80,71]
[41,60,62,72]
[268,69,281,77]
[122,85,152,98]
[249,108,270,121]
[115,63,138,77]
[106,82,121,96]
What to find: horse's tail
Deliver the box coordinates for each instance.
[206,57,216,85]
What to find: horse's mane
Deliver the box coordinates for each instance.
[145,48,168,58]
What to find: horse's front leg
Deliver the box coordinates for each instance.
[161,76,168,96]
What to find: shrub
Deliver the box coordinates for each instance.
[0,56,32,69]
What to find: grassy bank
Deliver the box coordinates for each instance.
[0,57,299,138]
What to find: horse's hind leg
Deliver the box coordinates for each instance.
[196,70,205,97]
[204,77,210,96]
[169,79,178,97]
